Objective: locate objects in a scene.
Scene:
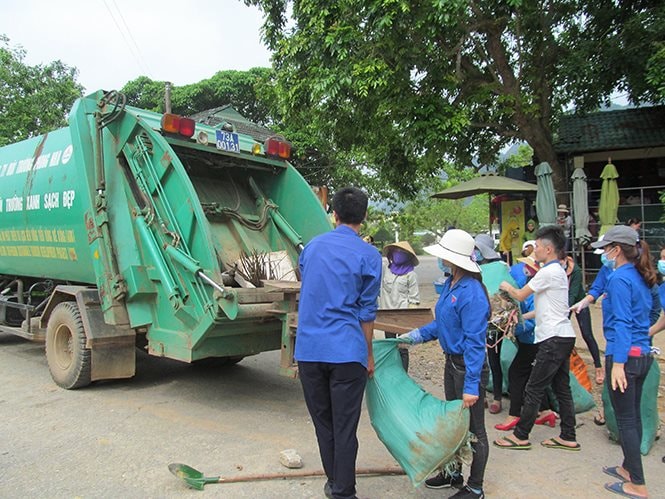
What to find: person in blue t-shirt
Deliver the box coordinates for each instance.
[590,225,656,499]
[495,258,555,431]
[402,229,490,499]
[295,187,382,499]
[648,245,665,336]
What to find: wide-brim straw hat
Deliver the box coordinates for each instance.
[557,204,569,213]
[474,233,500,260]
[424,229,481,273]
[383,241,419,266]
[516,256,540,275]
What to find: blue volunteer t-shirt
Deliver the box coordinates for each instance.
[418,275,489,396]
[295,225,382,367]
[602,263,651,363]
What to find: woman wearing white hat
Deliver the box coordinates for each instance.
[401,229,490,499]
[379,241,420,370]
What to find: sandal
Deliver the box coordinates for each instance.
[541,437,581,451]
[493,435,531,450]
[602,466,629,483]
[604,482,648,499]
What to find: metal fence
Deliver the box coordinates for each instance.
[563,184,665,285]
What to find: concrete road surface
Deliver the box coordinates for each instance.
[0,260,664,498]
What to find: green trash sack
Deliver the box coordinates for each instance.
[602,358,660,455]
[366,339,471,487]
[488,340,595,414]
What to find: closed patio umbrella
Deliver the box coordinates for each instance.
[534,162,557,226]
[571,168,591,245]
[598,161,619,235]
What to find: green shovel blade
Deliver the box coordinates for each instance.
[169,463,220,490]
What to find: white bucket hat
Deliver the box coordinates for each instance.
[424,229,481,273]
[593,235,604,254]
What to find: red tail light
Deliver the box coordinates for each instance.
[264,136,292,160]
[161,113,196,138]
[178,117,196,138]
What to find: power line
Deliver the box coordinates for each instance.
[110,0,153,76]
[101,0,152,78]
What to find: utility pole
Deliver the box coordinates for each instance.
[165,82,172,113]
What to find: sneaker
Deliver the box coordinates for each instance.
[424,471,463,489]
[450,485,485,499]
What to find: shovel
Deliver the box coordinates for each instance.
[168,463,405,490]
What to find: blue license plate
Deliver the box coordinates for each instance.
[215,130,240,153]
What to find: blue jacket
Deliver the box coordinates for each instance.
[602,263,651,363]
[409,275,489,396]
[295,225,382,367]
[514,294,536,344]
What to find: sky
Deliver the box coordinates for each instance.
[1,0,273,93]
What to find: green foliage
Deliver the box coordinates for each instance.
[497,144,534,173]
[245,0,665,196]
[0,35,83,147]
[121,68,274,125]
[363,178,490,250]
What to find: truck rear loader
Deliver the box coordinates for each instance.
[0,90,331,389]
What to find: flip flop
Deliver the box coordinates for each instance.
[493,435,531,450]
[604,481,648,499]
[540,437,581,451]
[602,466,628,482]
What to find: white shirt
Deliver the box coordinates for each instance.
[378,262,420,309]
[527,261,575,343]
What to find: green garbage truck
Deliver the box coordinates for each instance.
[0,90,330,389]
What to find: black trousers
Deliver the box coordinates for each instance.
[514,336,576,442]
[508,340,550,417]
[570,308,602,368]
[487,336,503,401]
[299,361,367,499]
[444,354,489,490]
[606,355,653,486]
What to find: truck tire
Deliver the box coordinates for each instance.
[45,302,91,389]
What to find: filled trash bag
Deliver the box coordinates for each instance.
[488,339,595,414]
[603,358,660,455]
[366,339,470,487]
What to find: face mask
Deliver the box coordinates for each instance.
[437,258,451,275]
[391,250,410,265]
[658,260,665,275]
[473,249,484,262]
[602,248,616,270]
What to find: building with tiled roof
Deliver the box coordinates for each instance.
[555,105,665,266]
[189,105,275,143]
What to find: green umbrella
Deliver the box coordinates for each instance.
[571,168,591,244]
[598,162,619,235]
[534,162,557,226]
[430,174,537,200]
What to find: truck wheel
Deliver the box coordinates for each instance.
[46,302,91,389]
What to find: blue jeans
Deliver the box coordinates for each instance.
[444,354,489,490]
[514,336,576,442]
[606,354,653,486]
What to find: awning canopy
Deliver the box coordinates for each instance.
[431,174,538,200]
